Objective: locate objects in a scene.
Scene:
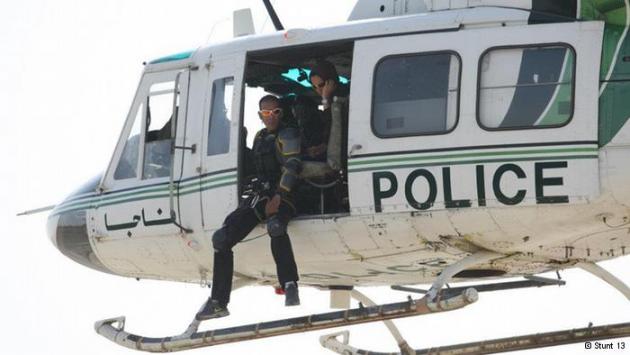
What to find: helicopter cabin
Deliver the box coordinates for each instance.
[97,5,602,239]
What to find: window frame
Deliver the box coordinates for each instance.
[475,42,577,132]
[370,50,462,139]
[206,76,235,157]
[101,69,187,192]
[141,80,178,180]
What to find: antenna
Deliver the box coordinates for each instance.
[234,8,255,37]
[262,0,284,31]
[16,204,56,216]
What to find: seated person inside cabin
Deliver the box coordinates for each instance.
[294,60,349,214]
[289,95,326,161]
[282,60,348,165]
[195,94,302,321]
[308,59,349,145]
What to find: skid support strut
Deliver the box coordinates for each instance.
[321,251,502,354]
[177,277,256,338]
[577,261,630,301]
[427,251,502,300]
[350,289,415,355]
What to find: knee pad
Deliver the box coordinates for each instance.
[267,217,287,238]
[212,228,230,252]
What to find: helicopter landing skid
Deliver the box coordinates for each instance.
[320,322,630,355]
[321,260,630,355]
[94,288,478,352]
[94,251,500,352]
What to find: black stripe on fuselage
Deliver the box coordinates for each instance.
[349,140,598,160]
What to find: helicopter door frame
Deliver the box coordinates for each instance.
[347,21,603,215]
[199,53,246,231]
[93,69,192,240]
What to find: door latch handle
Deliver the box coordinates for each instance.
[174,143,196,154]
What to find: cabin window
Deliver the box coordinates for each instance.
[207,77,234,156]
[371,51,460,138]
[142,81,176,179]
[114,103,143,180]
[478,44,575,130]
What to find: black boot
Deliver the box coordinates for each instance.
[284,281,300,306]
[195,299,230,321]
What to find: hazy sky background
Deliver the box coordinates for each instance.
[3,1,629,354]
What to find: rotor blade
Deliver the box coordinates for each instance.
[262,0,284,30]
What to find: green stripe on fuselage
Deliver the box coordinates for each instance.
[51,173,237,215]
[349,154,598,173]
[349,147,597,168]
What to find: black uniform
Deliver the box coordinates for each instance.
[210,125,301,307]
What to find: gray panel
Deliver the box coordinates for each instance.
[56,209,113,275]
[373,98,447,135]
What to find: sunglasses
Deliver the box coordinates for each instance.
[258,108,283,118]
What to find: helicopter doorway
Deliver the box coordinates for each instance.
[241,42,354,218]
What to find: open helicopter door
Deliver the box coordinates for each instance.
[347,20,603,214]
[89,69,198,275]
[199,54,245,231]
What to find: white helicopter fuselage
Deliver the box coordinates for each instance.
[46,3,630,289]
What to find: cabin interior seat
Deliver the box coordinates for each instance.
[299,97,346,179]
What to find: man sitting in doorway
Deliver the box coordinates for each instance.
[196,95,302,320]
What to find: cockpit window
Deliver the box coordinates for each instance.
[142,81,176,179]
[114,103,143,180]
[478,44,575,130]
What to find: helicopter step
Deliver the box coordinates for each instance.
[94,288,478,352]
[320,321,630,355]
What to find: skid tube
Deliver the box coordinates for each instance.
[321,321,630,354]
[95,288,478,352]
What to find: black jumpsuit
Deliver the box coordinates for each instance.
[210,126,301,307]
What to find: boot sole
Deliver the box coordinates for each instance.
[195,310,230,321]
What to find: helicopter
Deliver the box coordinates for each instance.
[32,0,630,353]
